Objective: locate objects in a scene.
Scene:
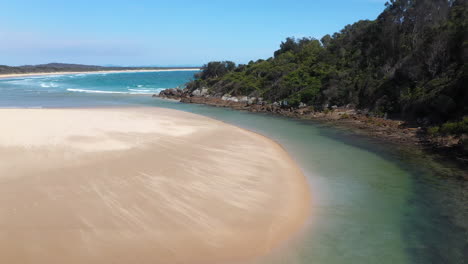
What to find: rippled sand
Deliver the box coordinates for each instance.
[0,107,310,264]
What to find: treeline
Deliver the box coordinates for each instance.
[0,63,198,74]
[186,0,467,124]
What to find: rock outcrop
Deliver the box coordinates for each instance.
[154,88,187,99]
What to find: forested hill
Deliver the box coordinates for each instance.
[185,0,467,124]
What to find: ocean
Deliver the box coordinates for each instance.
[0,71,466,263]
[0,71,195,107]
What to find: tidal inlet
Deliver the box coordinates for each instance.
[1,0,467,263]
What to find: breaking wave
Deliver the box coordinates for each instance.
[40,82,59,88]
[66,88,163,95]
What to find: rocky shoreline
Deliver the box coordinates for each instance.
[155,88,468,176]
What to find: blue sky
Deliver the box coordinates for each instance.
[0,0,387,66]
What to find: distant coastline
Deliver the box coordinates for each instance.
[0,68,200,79]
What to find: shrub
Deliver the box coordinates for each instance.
[340,113,350,119]
[427,126,440,136]
[430,116,468,136]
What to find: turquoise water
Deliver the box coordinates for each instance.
[0,72,466,263]
[0,71,195,107]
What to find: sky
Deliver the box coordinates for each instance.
[0,0,388,67]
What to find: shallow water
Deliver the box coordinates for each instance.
[0,72,466,263]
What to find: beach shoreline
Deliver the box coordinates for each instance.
[0,107,310,264]
[0,68,200,79]
[155,92,468,178]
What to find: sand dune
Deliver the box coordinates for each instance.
[0,107,310,264]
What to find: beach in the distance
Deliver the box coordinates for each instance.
[0,107,310,264]
[0,68,200,79]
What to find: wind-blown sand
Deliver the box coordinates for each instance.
[0,107,310,264]
[0,68,199,79]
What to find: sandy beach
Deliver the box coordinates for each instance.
[0,68,200,79]
[0,107,310,264]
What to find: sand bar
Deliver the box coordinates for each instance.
[0,107,310,264]
[0,68,200,79]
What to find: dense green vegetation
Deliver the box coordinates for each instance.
[186,0,467,124]
[428,116,468,136]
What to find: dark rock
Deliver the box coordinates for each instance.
[158,88,186,99]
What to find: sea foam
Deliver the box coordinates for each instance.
[67,88,159,95]
[40,82,58,88]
